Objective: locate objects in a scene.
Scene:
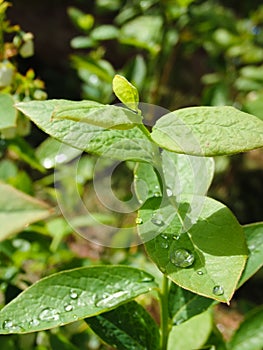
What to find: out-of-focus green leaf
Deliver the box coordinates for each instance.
[91,25,119,40]
[238,222,263,287]
[0,93,16,130]
[229,307,263,350]
[0,183,53,241]
[120,16,162,55]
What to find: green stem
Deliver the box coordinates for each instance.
[160,274,171,350]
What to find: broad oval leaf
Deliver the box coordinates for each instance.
[86,301,160,350]
[0,266,157,334]
[151,106,263,156]
[15,100,157,163]
[0,183,53,241]
[112,75,139,112]
[137,196,247,303]
[51,100,142,129]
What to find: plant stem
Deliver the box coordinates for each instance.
[160,274,171,350]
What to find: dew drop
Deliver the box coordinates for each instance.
[135,217,143,225]
[64,304,74,312]
[29,319,40,327]
[166,187,173,197]
[170,248,195,268]
[172,234,180,240]
[153,191,161,197]
[213,285,224,296]
[3,319,22,332]
[151,213,164,226]
[161,234,168,239]
[39,307,60,321]
[197,270,204,275]
[69,289,79,299]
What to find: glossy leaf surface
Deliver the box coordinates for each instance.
[138,196,247,303]
[86,301,160,350]
[0,266,157,334]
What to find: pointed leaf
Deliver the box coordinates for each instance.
[0,266,157,334]
[0,183,53,241]
[86,301,160,350]
[138,196,247,303]
[0,93,17,130]
[112,75,139,112]
[229,306,263,350]
[238,222,263,287]
[51,100,142,129]
[151,106,263,156]
[15,100,157,163]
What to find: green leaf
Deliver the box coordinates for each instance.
[86,301,160,350]
[120,16,162,55]
[0,183,53,241]
[168,282,214,325]
[138,196,247,303]
[229,306,263,350]
[151,106,263,156]
[90,25,119,40]
[15,100,157,163]
[52,100,142,130]
[7,137,45,173]
[112,75,139,113]
[134,150,214,204]
[36,137,80,169]
[134,162,161,203]
[168,309,212,350]
[162,150,215,196]
[0,266,157,334]
[0,93,17,130]
[238,222,263,287]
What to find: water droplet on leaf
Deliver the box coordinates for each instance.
[136,217,143,224]
[3,319,22,332]
[213,285,224,296]
[69,289,79,299]
[64,304,74,312]
[151,213,164,226]
[29,319,40,327]
[170,248,195,268]
[197,270,203,275]
[39,307,60,321]
[166,187,173,197]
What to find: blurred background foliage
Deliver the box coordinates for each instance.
[0,0,262,349]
